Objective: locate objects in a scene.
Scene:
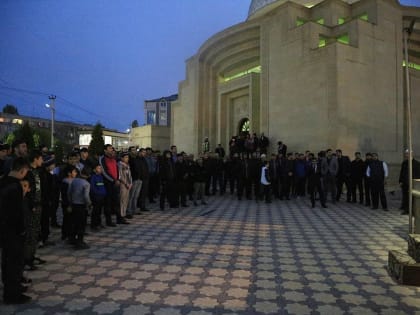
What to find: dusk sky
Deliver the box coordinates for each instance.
[1,0,419,132]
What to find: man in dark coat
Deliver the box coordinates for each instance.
[399,150,420,214]
[366,153,388,211]
[350,152,365,204]
[336,149,352,202]
[0,157,31,304]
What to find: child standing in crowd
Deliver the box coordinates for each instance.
[260,160,271,203]
[118,152,132,224]
[68,168,91,249]
[90,164,107,230]
[61,165,77,241]
[191,158,208,206]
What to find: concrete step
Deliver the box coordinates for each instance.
[388,250,420,286]
[408,234,420,263]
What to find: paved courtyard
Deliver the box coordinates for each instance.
[1,194,420,315]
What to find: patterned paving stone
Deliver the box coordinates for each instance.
[1,195,420,314]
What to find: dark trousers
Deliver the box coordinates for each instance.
[176,181,188,206]
[160,181,176,209]
[308,180,326,207]
[261,184,271,203]
[401,184,409,211]
[336,176,352,201]
[40,204,51,242]
[371,181,387,209]
[281,176,292,199]
[364,177,371,206]
[61,204,72,240]
[91,196,105,227]
[71,204,87,244]
[148,174,158,202]
[104,181,120,223]
[351,178,364,203]
[295,177,306,196]
[138,179,149,210]
[2,237,24,300]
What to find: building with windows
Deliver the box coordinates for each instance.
[144,94,178,126]
[0,113,129,151]
[172,0,420,169]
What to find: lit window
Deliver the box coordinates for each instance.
[296,18,306,26]
[319,36,327,48]
[337,34,349,45]
[222,65,261,82]
[359,13,368,22]
[241,120,250,132]
[403,60,420,71]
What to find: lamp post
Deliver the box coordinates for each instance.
[46,95,56,150]
[403,19,418,234]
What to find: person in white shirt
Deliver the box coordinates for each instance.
[366,153,388,211]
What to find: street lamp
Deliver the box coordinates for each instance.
[45,95,56,150]
[403,18,419,234]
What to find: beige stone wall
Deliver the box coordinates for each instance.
[130,125,170,152]
[172,57,199,154]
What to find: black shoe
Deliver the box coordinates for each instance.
[51,222,62,228]
[322,204,328,208]
[74,242,90,250]
[91,226,101,232]
[401,211,409,215]
[149,200,156,203]
[117,219,130,225]
[125,214,133,219]
[371,207,378,210]
[141,208,150,212]
[181,204,189,207]
[21,277,32,285]
[99,224,106,229]
[383,208,389,211]
[34,257,46,265]
[201,201,207,205]
[24,264,38,271]
[106,223,117,227]
[4,294,32,304]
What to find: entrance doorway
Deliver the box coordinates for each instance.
[238,118,250,136]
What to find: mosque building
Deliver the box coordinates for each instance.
[171,0,420,169]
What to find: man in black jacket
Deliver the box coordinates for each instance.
[350,152,365,204]
[336,149,352,202]
[0,157,31,304]
[399,150,420,214]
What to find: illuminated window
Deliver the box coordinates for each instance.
[337,34,349,45]
[403,60,420,71]
[319,36,327,48]
[222,65,261,82]
[296,18,306,26]
[147,111,156,125]
[241,120,250,132]
[316,18,324,25]
[359,13,368,22]
[338,17,345,25]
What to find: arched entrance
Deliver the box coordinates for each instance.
[238,118,250,136]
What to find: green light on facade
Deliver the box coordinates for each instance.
[316,18,325,25]
[337,34,349,45]
[241,120,250,132]
[359,13,368,21]
[319,36,327,48]
[296,18,306,26]
[403,60,420,71]
[338,17,345,25]
[223,65,261,82]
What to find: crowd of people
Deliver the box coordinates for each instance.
[0,135,418,304]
